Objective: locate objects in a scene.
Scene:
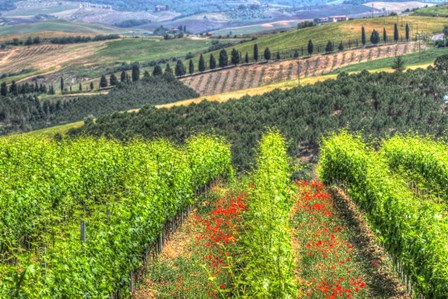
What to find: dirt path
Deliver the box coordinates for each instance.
[133,209,198,299]
[331,186,411,299]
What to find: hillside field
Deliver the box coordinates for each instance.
[0,37,241,84]
[1,15,445,89]
[192,16,444,66]
[181,42,422,96]
[0,20,121,36]
[413,3,448,17]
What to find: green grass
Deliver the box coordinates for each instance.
[191,16,445,67]
[0,20,121,36]
[413,4,448,18]
[96,37,217,63]
[332,46,448,74]
[20,121,84,138]
[74,37,243,80]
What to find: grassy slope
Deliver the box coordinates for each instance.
[192,16,444,65]
[0,20,121,35]
[333,46,448,73]
[0,37,239,84]
[96,37,215,63]
[413,4,448,17]
[20,121,84,138]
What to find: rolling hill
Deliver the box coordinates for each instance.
[193,16,444,66]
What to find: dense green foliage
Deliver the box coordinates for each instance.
[0,134,233,297]
[238,131,297,297]
[71,69,448,169]
[318,132,448,297]
[1,35,119,48]
[0,74,198,135]
[382,135,448,200]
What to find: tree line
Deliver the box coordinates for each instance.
[70,60,448,170]
[1,34,120,48]
[1,81,55,97]
[162,23,415,78]
[361,23,412,46]
[0,74,198,135]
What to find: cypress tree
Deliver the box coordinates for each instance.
[370,30,380,45]
[132,63,140,82]
[189,59,194,74]
[245,52,249,63]
[199,54,206,72]
[394,24,399,42]
[10,81,18,95]
[100,75,108,88]
[219,49,228,67]
[307,40,314,55]
[0,82,7,96]
[110,73,118,85]
[231,48,240,65]
[120,71,127,82]
[165,63,173,74]
[209,54,217,69]
[264,47,271,61]
[338,41,344,51]
[79,83,83,91]
[276,52,280,60]
[90,82,94,90]
[153,65,163,76]
[294,50,299,58]
[405,23,410,41]
[49,85,55,95]
[325,41,334,53]
[254,44,259,61]
[175,60,186,76]
[361,26,366,46]
[25,37,33,46]
[143,70,151,79]
[383,27,388,42]
[60,77,64,92]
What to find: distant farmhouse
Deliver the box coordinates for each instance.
[155,5,169,12]
[314,16,349,24]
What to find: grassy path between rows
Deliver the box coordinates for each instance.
[133,179,408,298]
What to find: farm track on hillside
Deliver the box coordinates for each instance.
[182,42,422,97]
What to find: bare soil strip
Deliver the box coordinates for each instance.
[238,68,249,90]
[250,67,263,89]
[331,186,410,299]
